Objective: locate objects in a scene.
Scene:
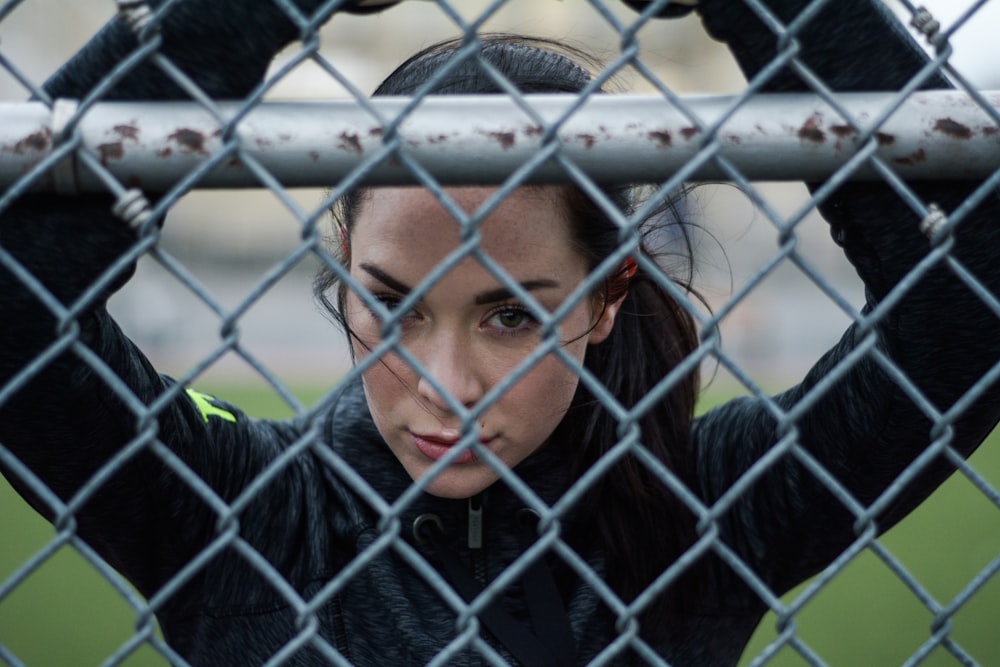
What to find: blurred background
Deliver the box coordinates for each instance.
[2,0,1000,665]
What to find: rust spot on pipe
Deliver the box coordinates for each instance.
[875,132,895,145]
[339,132,363,155]
[113,124,139,141]
[894,148,926,165]
[97,141,124,166]
[309,150,320,162]
[524,125,543,136]
[369,127,384,137]
[577,133,596,149]
[934,118,972,139]
[830,125,857,138]
[681,127,700,141]
[648,130,672,148]
[984,126,999,136]
[20,131,50,152]
[427,134,449,144]
[798,116,825,143]
[157,147,172,158]
[725,134,742,145]
[169,128,207,154]
[6,129,51,154]
[488,131,516,150]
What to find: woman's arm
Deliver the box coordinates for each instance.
[677,0,1000,595]
[0,0,376,597]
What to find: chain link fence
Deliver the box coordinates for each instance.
[2,0,1000,665]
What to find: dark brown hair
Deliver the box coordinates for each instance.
[314,34,704,633]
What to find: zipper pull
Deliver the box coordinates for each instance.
[468,493,483,549]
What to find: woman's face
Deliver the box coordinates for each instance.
[345,186,622,499]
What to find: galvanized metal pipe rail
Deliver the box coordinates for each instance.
[2,90,999,193]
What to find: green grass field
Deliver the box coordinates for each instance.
[2,384,999,666]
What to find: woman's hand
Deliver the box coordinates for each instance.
[619,0,699,19]
[44,0,417,101]
[345,0,424,12]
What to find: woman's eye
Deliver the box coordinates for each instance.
[369,294,414,320]
[375,295,401,311]
[497,309,526,328]
[487,306,537,334]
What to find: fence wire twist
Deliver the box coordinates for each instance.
[1,0,999,665]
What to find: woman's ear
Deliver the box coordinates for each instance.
[588,293,625,345]
[588,258,635,345]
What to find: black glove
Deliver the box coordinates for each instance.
[619,0,698,19]
[343,0,417,13]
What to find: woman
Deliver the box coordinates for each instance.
[2,0,998,665]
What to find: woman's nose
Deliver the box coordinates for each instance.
[415,336,485,412]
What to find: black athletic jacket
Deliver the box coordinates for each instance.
[2,0,999,664]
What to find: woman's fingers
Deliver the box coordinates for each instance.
[619,0,699,19]
[343,0,428,14]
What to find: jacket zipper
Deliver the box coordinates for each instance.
[468,493,487,585]
[469,492,490,666]
[468,492,484,550]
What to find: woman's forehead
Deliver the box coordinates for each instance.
[349,186,588,287]
[353,186,573,251]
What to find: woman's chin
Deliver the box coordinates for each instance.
[414,467,499,500]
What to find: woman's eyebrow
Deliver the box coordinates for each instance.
[359,263,558,305]
[360,263,412,294]
[473,280,559,305]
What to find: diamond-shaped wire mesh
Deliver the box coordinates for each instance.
[2,0,1000,665]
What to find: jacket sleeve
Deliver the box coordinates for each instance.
[0,0,331,598]
[689,0,1000,596]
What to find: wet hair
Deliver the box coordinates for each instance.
[314,35,703,632]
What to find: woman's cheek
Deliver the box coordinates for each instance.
[345,302,381,357]
[520,357,581,423]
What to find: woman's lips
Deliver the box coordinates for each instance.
[410,432,493,464]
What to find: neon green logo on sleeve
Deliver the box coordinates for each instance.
[185,388,237,423]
